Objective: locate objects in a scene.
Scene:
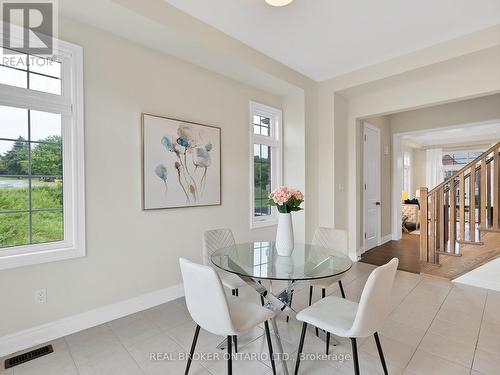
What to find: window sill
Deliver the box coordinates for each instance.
[0,243,85,270]
[251,217,278,229]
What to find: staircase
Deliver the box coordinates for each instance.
[419,141,500,280]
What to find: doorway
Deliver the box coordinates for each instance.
[363,122,381,252]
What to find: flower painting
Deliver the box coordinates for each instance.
[142,114,221,209]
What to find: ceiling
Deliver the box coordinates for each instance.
[402,122,500,148]
[163,0,500,81]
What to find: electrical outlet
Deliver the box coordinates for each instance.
[34,288,47,304]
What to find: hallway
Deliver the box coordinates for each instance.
[360,233,421,274]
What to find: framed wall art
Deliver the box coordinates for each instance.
[142,113,221,209]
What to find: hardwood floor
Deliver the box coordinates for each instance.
[421,230,500,279]
[361,230,500,279]
[360,233,421,274]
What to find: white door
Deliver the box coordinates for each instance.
[363,123,381,252]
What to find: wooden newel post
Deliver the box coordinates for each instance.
[419,187,429,262]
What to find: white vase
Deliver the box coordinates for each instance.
[275,213,294,256]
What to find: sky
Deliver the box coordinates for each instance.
[0,52,62,154]
[0,105,61,154]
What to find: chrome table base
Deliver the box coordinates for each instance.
[216,278,339,375]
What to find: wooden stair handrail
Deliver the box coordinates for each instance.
[419,140,500,267]
[428,140,500,195]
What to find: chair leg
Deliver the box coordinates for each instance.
[227,335,232,375]
[235,288,239,297]
[231,289,235,296]
[308,285,313,306]
[351,338,360,375]
[338,280,346,299]
[316,288,326,337]
[185,324,200,375]
[264,321,276,375]
[259,280,266,306]
[286,290,294,323]
[326,331,330,355]
[374,332,388,375]
[233,335,238,353]
[294,322,307,375]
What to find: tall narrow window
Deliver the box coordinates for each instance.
[0,39,85,270]
[403,151,411,196]
[250,102,282,228]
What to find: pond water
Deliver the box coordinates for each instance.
[0,178,57,188]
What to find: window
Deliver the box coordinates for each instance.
[250,102,282,228]
[442,150,483,179]
[403,151,411,196]
[0,39,85,269]
[0,48,62,95]
[252,241,271,277]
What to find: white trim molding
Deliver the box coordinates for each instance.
[0,284,184,358]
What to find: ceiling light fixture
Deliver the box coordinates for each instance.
[265,0,294,7]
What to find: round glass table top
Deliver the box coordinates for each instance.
[211,242,352,281]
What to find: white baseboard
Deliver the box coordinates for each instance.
[0,283,184,358]
[379,234,393,245]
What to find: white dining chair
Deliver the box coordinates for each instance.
[203,229,247,296]
[287,228,348,330]
[179,258,277,375]
[294,258,399,375]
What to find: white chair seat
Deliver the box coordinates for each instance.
[227,295,275,334]
[296,295,358,337]
[294,259,399,375]
[219,271,248,290]
[179,258,277,374]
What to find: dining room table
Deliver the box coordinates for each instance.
[211,240,353,375]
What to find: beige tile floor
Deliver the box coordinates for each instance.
[2,261,500,375]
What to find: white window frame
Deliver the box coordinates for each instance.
[249,101,282,229]
[0,36,85,270]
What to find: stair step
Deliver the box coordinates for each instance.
[457,240,484,246]
[479,227,500,233]
[436,251,462,257]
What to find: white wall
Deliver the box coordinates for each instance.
[0,18,290,338]
[390,93,500,134]
[332,94,348,229]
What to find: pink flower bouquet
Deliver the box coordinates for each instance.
[268,187,304,214]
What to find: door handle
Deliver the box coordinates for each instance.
[375,202,381,206]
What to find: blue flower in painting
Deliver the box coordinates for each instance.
[155,164,168,192]
[155,165,168,181]
[161,136,174,152]
[194,147,211,168]
[176,137,190,148]
[205,143,213,152]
